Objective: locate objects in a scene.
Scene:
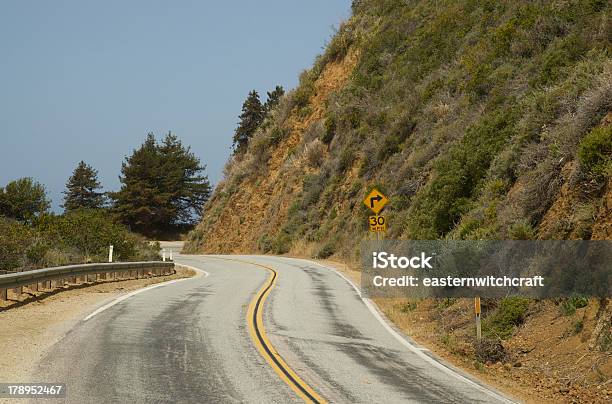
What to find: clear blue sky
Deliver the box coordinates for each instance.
[0,0,351,211]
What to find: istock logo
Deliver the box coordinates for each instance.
[372,251,434,269]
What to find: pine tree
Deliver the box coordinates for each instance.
[111,132,211,236]
[232,90,265,154]
[62,161,106,211]
[112,133,162,234]
[264,85,285,112]
[159,133,211,226]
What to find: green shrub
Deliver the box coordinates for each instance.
[376,117,416,160]
[560,294,589,316]
[273,231,292,254]
[322,115,336,144]
[531,33,589,88]
[572,319,584,335]
[293,70,317,109]
[37,209,157,262]
[436,298,457,310]
[1,209,157,272]
[321,20,354,63]
[483,297,531,339]
[398,300,418,313]
[508,221,536,240]
[336,148,355,173]
[302,173,328,206]
[578,125,612,176]
[269,126,287,145]
[315,243,335,259]
[258,234,273,253]
[0,218,35,271]
[408,109,516,238]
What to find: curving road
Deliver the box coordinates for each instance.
[32,252,513,403]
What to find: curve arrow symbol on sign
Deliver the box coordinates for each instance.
[370,195,383,208]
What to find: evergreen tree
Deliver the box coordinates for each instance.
[0,178,50,224]
[232,90,265,154]
[159,133,211,226]
[112,133,162,234]
[111,132,211,236]
[264,85,285,112]
[62,161,106,211]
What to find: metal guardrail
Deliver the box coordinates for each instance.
[0,261,175,302]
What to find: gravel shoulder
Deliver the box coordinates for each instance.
[0,266,195,385]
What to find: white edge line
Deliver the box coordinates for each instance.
[303,259,516,404]
[83,264,208,322]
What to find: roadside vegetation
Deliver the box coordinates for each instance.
[1,132,210,272]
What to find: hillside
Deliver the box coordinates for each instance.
[185,0,611,256]
[184,1,611,401]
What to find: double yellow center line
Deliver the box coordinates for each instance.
[213,257,326,403]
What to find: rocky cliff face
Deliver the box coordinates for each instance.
[185,0,612,258]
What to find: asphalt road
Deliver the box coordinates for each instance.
[32,253,513,403]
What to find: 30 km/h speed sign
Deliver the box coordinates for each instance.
[369,215,387,232]
[363,188,388,214]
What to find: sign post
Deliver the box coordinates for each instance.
[475,296,482,340]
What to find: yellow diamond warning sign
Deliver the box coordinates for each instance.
[363,188,388,214]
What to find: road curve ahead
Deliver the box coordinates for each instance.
[33,254,513,403]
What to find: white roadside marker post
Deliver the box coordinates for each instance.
[475,296,482,340]
[108,245,114,263]
[162,249,166,262]
[169,250,173,261]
